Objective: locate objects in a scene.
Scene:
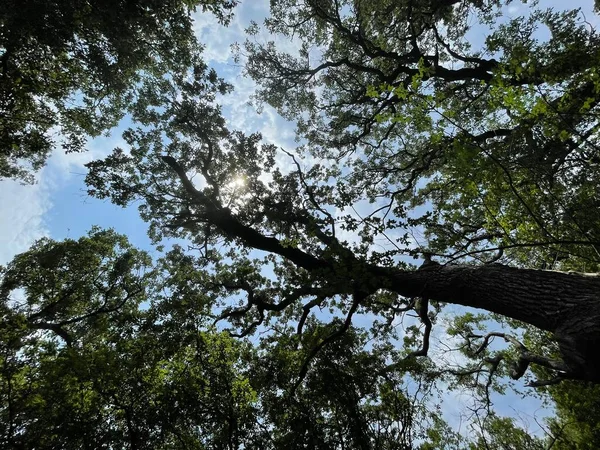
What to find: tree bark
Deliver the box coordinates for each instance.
[163,156,600,383]
[378,264,600,382]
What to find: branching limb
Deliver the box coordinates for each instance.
[58,286,143,327]
[527,377,564,388]
[29,321,73,347]
[162,155,331,272]
[297,296,326,339]
[378,296,434,374]
[469,332,571,385]
[292,291,366,395]
[409,297,432,358]
[281,148,336,236]
[214,283,340,337]
[26,286,143,346]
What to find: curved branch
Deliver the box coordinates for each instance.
[162,155,331,272]
[292,291,366,395]
[470,331,571,384]
[409,297,432,358]
[29,321,73,346]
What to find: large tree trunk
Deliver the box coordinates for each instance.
[162,157,600,383]
[380,264,600,382]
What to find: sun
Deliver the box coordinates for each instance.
[230,176,246,188]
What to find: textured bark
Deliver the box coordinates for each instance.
[163,157,600,383]
[379,264,600,381]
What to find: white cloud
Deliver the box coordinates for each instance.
[0,127,128,266]
[194,0,303,66]
[506,4,522,16]
[47,130,125,179]
[193,0,270,65]
[193,12,241,64]
[0,171,51,265]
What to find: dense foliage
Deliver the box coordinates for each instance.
[0,231,463,449]
[241,0,600,269]
[3,0,600,448]
[0,0,236,182]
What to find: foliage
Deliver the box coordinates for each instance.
[81,0,600,443]
[0,231,261,448]
[544,381,600,449]
[468,415,546,450]
[0,0,237,182]
[5,0,600,447]
[1,232,459,449]
[241,0,600,270]
[0,228,151,347]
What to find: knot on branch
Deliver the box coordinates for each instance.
[418,252,440,270]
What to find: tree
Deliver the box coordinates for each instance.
[0,230,267,449]
[84,0,600,399]
[240,0,600,273]
[0,0,237,182]
[235,0,600,383]
[0,227,151,348]
[2,232,465,449]
[17,0,593,443]
[8,0,600,446]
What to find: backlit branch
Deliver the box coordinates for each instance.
[469,332,571,386]
[409,297,432,358]
[292,290,366,395]
[162,155,331,271]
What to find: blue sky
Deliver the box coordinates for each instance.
[2,0,596,264]
[0,0,597,439]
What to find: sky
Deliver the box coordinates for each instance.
[0,0,597,439]
[2,0,596,263]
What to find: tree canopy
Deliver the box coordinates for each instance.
[0,0,236,182]
[3,0,600,448]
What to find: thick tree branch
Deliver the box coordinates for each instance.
[470,332,571,385]
[162,155,331,272]
[164,154,600,382]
